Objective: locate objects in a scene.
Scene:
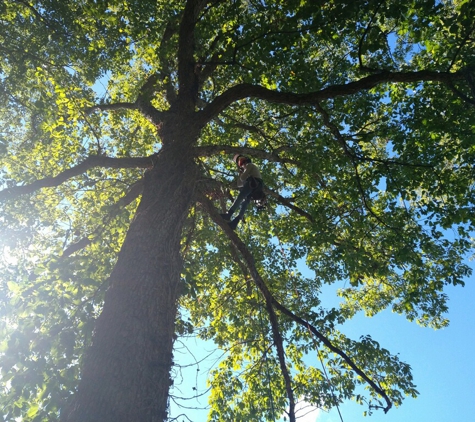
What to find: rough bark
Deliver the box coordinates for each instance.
[62,144,198,422]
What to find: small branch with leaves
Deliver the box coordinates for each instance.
[199,195,394,420]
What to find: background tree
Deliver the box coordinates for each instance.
[1,0,474,421]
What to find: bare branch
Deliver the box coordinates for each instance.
[0,155,156,202]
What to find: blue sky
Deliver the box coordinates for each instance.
[309,274,475,422]
[170,259,475,422]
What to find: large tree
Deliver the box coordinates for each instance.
[1,0,474,421]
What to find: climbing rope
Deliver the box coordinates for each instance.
[258,302,277,422]
[313,334,345,422]
[276,234,345,422]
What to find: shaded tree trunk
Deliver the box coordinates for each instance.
[62,141,197,422]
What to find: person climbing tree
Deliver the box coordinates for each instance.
[221,154,263,230]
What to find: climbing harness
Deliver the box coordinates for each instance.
[248,176,268,211]
[251,189,267,211]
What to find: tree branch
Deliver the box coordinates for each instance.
[199,194,296,422]
[217,113,270,140]
[198,69,466,124]
[85,94,167,128]
[0,44,66,69]
[158,20,179,103]
[0,155,156,202]
[85,102,138,115]
[447,77,475,106]
[447,25,475,72]
[177,0,211,104]
[270,300,392,413]
[14,0,72,39]
[194,144,296,164]
[61,180,144,257]
[136,21,180,107]
[263,290,296,422]
[265,188,315,223]
[199,195,392,415]
[313,101,394,228]
[138,74,161,102]
[357,0,386,73]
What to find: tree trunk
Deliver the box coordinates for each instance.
[62,143,197,422]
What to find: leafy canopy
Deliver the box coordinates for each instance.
[1,0,475,421]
